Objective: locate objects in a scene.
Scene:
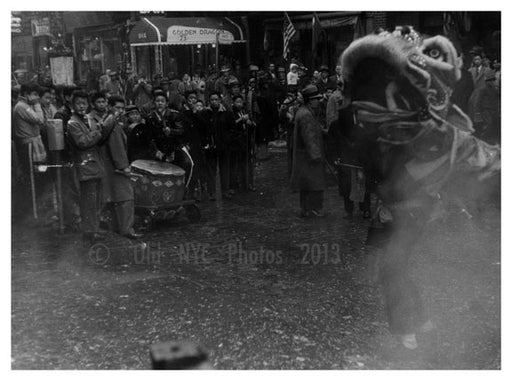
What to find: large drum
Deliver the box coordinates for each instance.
[131,160,186,209]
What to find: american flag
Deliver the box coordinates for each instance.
[283,12,296,60]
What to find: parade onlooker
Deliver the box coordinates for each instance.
[125,105,153,163]
[279,93,298,177]
[192,72,206,103]
[452,54,474,115]
[330,101,372,219]
[287,63,299,88]
[267,63,277,83]
[245,78,260,123]
[13,84,47,217]
[471,71,501,143]
[468,54,496,133]
[67,90,110,242]
[326,80,345,132]
[39,86,58,121]
[87,91,109,131]
[54,86,76,128]
[203,92,236,200]
[133,74,153,110]
[54,85,80,230]
[98,69,111,92]
[100,96,142,239]
[215,65,238,97]
[38,86,58,151]
[232,95,256,191]
[256,78,279,160]
[178,73,196,95]
[289,85,326,218]
[13,84,47,170]
[146,91,191,179]
[181,91,209,197]
[105,71,124,97]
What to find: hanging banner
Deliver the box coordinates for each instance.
[50,56,74,86]
[166,26,234,45]
[31,17,51,37]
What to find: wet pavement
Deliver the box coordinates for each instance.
[11,148,500,370]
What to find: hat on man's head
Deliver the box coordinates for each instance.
[282,94,296,105]
[125,105,140,114]
[301,85,323,100]
[228,78,240,87]
[109,71,118,76]
[221,65,231,73]
[319,64,329,72]
[277,67,286,73]
[249,64,259,72]
[160,77,170,84]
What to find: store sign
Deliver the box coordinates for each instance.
[31,18,51,37]
[11,15,22,33]
[50,56,74,86]
[167,26,234,45]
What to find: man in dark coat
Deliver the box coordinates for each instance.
[203,91,237,200]
[289,85,326,218]
[100,96,142,239]
[54,85,81,230]
[125,105,154,163]
[146,91,192,182]
[67,90,110,242]
[181,91,209,197]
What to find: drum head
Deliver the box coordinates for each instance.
[131,160,186,176]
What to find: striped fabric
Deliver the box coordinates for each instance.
[283,12,296,60]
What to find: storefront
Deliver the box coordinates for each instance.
[129,16,246,78]
[73,23,126,86]
[12,35,34,73]
[262,12,366,70]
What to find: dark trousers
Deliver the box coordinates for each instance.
[204,149,230,195]
[62,166,81,225]
[230,149,254,191]
[344,193,371,214]
[299,190,324,212]
[338,167,371,214]
[107,200,135,236]
[80,179,102,234]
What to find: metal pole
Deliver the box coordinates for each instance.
[55,152,64,233]
[245,124,249,190]
[100,37,105,74]
[28,142,38,219]
[215,32,219,71]
[130,45,137,75]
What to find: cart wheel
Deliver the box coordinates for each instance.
[185,204,201,223]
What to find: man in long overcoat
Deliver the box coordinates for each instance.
[67,91,109,242]
[289,85,326,217]
[100,95,142,239]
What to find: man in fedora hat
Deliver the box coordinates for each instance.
[315,64,331,94]
[289,84,326,218]
[215,65,237,98]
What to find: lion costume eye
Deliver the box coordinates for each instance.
[428,48,440,59]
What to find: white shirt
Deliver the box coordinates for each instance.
[287,71,299,86]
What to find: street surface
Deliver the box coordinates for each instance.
[11,148,500,369]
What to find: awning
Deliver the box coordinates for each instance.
[129,17,246,46]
